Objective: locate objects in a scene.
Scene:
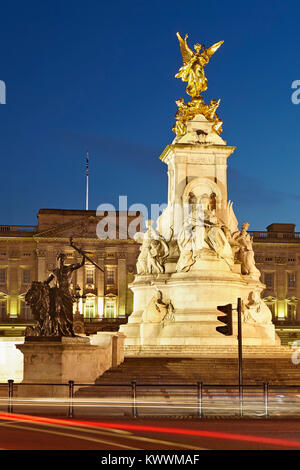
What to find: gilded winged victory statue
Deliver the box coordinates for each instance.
[173,33,224,136]
[175,33,223,97]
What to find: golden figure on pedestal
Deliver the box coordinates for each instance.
[173,33,224,136]
[175,33,223,97]
[172,97,223,136]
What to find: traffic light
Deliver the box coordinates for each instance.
[216,303,233,336]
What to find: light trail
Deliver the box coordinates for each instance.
[0,412,300,448]
[0,399,201,410]
[0,421,141,450]
[1,397,300,416]
[0,420,200,450]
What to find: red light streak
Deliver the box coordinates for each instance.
[0,412,299,448]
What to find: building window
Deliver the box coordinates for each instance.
[275,257,286,265]
[265,257,273,262]
[287,303,296,322]
[22,269,31,284]
[254,254,264,263]
[106,267,115,285]
[85,298,95,318]
[20,300,31,319]
[0,269,6,284]
[288,272,297,288]
[86,268,95,285]
[105,300,116,318]
[264,272,274,288]
[0,300,6,319]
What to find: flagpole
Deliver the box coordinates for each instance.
[86,151,89,211]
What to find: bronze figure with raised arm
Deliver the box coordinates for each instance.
[25,251,85,337]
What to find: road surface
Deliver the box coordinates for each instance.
[1,412,300,450]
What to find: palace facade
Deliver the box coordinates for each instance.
[250,223,300,343]
[0,209,141,336]
[1,211,300,344]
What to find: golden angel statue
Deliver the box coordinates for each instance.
[175,33,224,98]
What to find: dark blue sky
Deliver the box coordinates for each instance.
[0,0,300,230]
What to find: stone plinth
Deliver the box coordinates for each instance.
[121,266,280,353]
[90,331,125,368]
[15,334,125,397]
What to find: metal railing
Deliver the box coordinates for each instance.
[2,380,300,419]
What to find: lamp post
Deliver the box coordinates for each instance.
[73,285,86,314]
[74,284,81,315]
[73,285,86,334]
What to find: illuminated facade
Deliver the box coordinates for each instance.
[1,213,300,343]
[0,209,140,335]
[252,223,300,333]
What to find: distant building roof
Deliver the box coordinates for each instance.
[266,223,296,233]
[37,208,140,216]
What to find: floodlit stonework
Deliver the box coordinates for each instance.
[16,332,125,396]
[120,114,281,353]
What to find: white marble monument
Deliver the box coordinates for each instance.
[120,33,280,355]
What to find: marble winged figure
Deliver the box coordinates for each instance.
[175,33,224,98]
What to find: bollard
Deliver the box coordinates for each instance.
[68,380,74,418]
[197,382,203,418]
[264,382,269,418]
[131,380,137,418]
[8,379,14,414]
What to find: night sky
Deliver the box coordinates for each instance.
[0,0,300,231]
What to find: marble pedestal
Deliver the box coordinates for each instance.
[120,257,280,356]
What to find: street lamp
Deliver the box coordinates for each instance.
[72,285,86,334]
[73,284,86,315]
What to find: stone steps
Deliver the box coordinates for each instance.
[75,353,300,397]
[124,345,292,358]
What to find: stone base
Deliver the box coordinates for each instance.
[120,270,280,351]
[16,334,125,397]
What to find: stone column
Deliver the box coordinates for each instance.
[76,257,84,290]
[96,252,105,318]
[7,267,18,317]
[117,252,127,317]
[36,249,46,282]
